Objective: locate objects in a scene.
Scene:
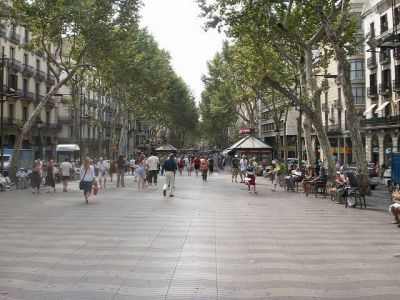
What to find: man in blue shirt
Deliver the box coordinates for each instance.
[162,154,177,197]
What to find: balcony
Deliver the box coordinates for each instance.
[8,59,22,72]
[81,138,97,145]
[34,70,46,81]
[22,64,35,77]
[46,74,56,85]
[7,31,21,44]
[367,85,378,97]
[334,100,342,109]
[367,56,377,68]
[361,115,400,128]
[379,50,391,64]
[58,115,74,122]
[379,83,392,96]
[20,91,37,101]
[321,102,329,112]
[2,118,25,127]
[326,124,342,134]
[335,76,342,85]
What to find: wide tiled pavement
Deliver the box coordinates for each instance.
[0,171,400,299]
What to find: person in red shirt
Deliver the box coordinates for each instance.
[178,157,185,175]
[193,156,201,176]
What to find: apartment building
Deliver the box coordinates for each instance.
[259,101,300,159]
[1,22,58,160]
[363,0,400,166]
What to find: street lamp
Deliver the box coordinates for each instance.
[36,118,43,159]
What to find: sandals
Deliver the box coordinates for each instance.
[391,220,400,224]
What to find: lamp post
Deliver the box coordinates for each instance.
[36,118,43,159]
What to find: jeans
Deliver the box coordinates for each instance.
[117,170,125,187]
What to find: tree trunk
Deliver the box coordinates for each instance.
[316,1,370,193]
[283,107,289,171]
[302,114,315,167]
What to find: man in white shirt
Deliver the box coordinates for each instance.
[60,158,72,192]
[97,157,108,189]
[239,155,248,183]
[146,152,160,189]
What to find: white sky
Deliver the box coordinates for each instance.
[139,0,224,103]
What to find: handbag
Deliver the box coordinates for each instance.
[79,169,88,190]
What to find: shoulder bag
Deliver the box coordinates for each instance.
[79,169,88,190]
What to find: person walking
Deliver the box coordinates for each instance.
[45,159,56,193]
[200,157,209,181]
[194,156,201,176]
[187,157,193,176]
[162,153,177,197]
[97,157,108,189]
[231,155,240,183]
[116,155,125,188]
[80,157,95,204]
[208,156,214,175]
[31,160,41,194]
[136,154,147,189]
[239,155,248,183]
[60,158,72,192]
[146,152,160,189]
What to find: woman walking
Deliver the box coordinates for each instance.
[45,159,56,193]
[80,157,95,204]
[187,157,193,176]
[136,154,147,189]
[31,160,41,194]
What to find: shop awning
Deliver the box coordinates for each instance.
[222,148,231,155]
[363,104,377,115]
[375,101,390,112]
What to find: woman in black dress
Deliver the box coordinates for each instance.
[45,160,56,193]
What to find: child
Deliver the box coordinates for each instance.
[245,163,257,194]
[92,178,99,196]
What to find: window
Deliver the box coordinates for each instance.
[380,14,388,33]
[24,28,29,43]
[9,74,18,90]
[46,111,50,124]
[338,88,342,101]
[351,83,365,105]
[349,59,364,80]
[23,78,28,92]
[36,59,40,71]
[22,107,28,121]
[9,47,15,59]
[370,22,375,38]
[395,6,400,26]
[8,104,14,120]
[23,54,28,65]
[35,83,40,98]
[70,126,74,138]
[338,110,342,129]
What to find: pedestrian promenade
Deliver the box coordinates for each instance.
[1,171,400,299]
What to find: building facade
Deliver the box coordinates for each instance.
[363,0,400,166]
[1,22,59,160]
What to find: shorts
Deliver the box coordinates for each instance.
[390,203,400,212]
[246,174,255,186]
[194,165,200,170]
[62,176,70,181]
[231,167,239,175]
[136,167,145,179]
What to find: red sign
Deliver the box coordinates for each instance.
[239,128,259,134]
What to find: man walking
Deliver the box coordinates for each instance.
[116,155,125,188]
[97,157,108,188]
[162,153,177,197]
[231,155,240,183]
[60,158,72,192]
[146,152,160,189]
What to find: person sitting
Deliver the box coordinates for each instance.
[291,166,303,183]
[336,166,359,207]
[0,173,11,191]
[301,165,315,195]
[306,166,327,196]
[16,168,28,189]
[390,187,400,224]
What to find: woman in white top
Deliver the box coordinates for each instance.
[80,157,95,204]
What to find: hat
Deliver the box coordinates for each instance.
[99,157,103,160]
[235,154,238,158]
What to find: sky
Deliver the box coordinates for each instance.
[139,0,224,104]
